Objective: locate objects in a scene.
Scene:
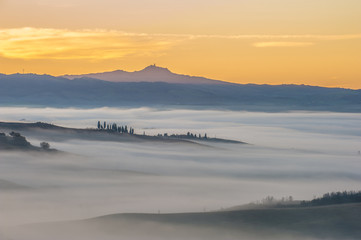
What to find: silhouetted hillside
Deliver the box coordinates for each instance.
[1,72,361,112]
[0,132,32,150]
[0,131,53,151]
[63,65,226,84]
[0,121,245,146]
[12,203,361,240]
[301,191,361,206]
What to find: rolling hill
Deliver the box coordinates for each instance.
[1,66,360,112]
[7,203,361,240]
[0,121,245,145]
[63,65,227,84]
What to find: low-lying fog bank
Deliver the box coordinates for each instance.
[0,107,360,239]
[3,203,361,240]
[1,107,360,153]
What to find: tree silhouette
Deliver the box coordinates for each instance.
[301,190,361,206]
[40,142,50,150]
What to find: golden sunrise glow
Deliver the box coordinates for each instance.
[0,28,178,60]
[252,42,315,48]
[0,0,360,88]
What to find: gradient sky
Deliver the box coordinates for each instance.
[0,0,360,88]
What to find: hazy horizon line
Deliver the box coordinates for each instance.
[1,65,360,91]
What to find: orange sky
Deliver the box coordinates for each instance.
[0,0,360,88]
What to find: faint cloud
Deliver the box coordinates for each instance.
[0,27,359,60]
[253,42,315,48]
[148,33,361,41]
[0,28,179,60]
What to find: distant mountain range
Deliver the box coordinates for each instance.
[63,65,226,84]
[0,65,360,112]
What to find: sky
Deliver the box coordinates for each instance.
[0,0,360,88]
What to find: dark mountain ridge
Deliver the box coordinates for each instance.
[1,69,360,112]
[63,65,228,85]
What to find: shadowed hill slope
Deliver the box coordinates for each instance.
[0,130,55,152]
[0,132,33,150]
[63,65,227,84]
[10,203,361,240]
[0,121,245,145]
[0,73,360,112]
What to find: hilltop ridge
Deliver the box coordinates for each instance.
[0,131,53,151]
[1,68,361,112]
[62,65,228,84]
[0,121,246,146]
[8,202,361,240]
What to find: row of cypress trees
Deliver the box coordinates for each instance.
[97,121,208,139]
[97,121,134,134]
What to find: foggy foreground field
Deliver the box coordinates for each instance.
[3,203,361,240]
[0,107,361,239]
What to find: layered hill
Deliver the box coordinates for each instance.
[63,65,226,84]
[0,131,32,150]
[0,121,245,145]
[0,131,52,151]
[7,203,361,240]
[1,66,360,112]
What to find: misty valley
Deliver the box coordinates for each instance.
[1,0,360,239]
[0,107,360,239]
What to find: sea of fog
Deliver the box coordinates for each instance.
[0,107,361,226]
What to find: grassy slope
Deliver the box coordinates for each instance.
[0,121,244,145]
[11,203,361,240]
[90,203,361,239]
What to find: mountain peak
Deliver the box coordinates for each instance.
[62,65,225,84]
[139,64,171,73]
